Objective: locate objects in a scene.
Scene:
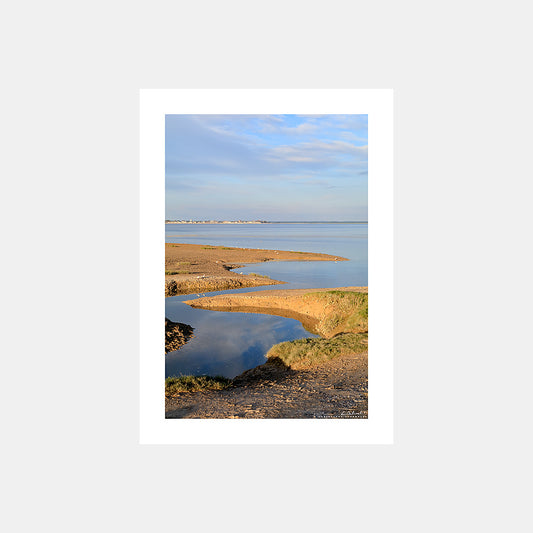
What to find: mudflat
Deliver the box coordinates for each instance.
[165,243,347,296]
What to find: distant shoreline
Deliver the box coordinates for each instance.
[165,220,368,224]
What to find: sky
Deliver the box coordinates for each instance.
[165,114,368,221]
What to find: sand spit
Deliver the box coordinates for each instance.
[165,243,347,296]
[184,286,368,337]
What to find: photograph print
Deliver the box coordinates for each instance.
[163,113,369,419]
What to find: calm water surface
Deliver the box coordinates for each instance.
[165,223,367,378]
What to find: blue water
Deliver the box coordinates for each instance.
[165,223,367,378]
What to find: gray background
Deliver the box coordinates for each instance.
[2,1,531,532]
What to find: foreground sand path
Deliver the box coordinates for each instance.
[165,351,368,419]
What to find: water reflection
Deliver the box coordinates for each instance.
[237,259,367,290]
[165,307,317,378]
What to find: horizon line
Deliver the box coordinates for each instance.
[165,219,368,223]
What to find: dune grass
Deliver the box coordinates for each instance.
[266,332,368,369]
[306,290,368,337]
[247,272,271,279]
[165,375,232,396]
[165,270,191,275]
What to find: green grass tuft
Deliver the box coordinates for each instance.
[165,270,191,275]
[165,375,232,395]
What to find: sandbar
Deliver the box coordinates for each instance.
[165,243,347,296]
